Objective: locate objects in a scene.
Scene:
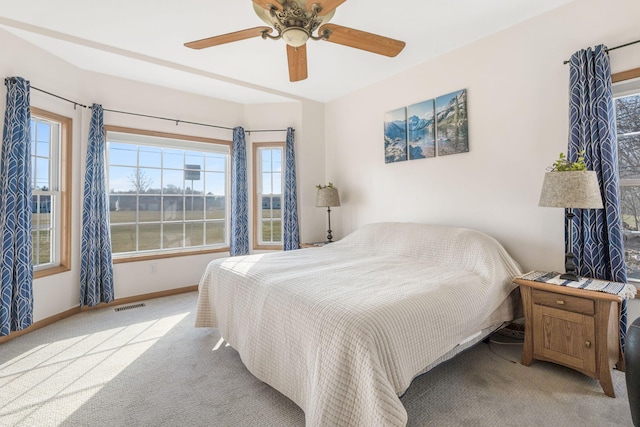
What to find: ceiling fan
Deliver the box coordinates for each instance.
[184,0,406,82]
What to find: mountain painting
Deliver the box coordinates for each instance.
[407,99,435,160]
[384,107,407,163]
[435,89,468,156]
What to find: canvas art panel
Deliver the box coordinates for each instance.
[407,99,435,160]
[384,107,408,163]
[435,89,468,156]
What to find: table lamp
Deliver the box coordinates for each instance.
[316,186,340,243]
[539,170,604,281]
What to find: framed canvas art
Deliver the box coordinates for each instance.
[384,107,407,163]
[435,89,468,156]
[407,99,435,160]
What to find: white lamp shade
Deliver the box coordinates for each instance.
[281,27,309,47]
[316,187,340,207]
[539,171,604,209]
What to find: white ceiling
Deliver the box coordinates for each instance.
[0,0,574,104]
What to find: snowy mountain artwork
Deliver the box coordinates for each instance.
[407,99,435,160]
[384,107,407,163]
[435,89,468,156]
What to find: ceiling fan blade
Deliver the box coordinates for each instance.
[319,24,405,57]
[184,27,272,49]
[253,0,283,11]
[287,44,308,82]
[306,0,346,16]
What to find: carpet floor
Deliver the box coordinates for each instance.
[0,291,634,426]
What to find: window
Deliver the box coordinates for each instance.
[614,74,640,281]
[253,142,284,249]
[30,108,71,276]
[106,127,231,259]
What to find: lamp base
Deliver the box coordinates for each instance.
[560,272,580,282]
[325,229,333,244]
[560,251,580,282]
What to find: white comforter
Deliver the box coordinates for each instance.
[195,222,522,426]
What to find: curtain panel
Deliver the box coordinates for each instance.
[0,77,33,336]
[567,44,629,349]
[80,104,114,307]
[283,127,300,251]
[230,126,249,256]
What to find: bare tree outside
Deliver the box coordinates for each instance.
[616,93,640,279]
[127,169,153,193]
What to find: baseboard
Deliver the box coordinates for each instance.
[0,285,198,345]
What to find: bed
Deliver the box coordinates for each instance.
[195,222,522,427]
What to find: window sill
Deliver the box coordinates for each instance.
[113,247,229,264]
[34,264,71,279]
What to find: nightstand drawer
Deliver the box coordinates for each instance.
[532,289,595,315]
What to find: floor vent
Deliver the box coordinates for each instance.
[114,303,146,312]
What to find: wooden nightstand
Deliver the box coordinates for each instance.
[514,277,624,397]
[300,242,328,248]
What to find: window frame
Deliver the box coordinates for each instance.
[105,125,232,263]
[613,67,640,283]
[252,141,285,250]
[30,107,72,278]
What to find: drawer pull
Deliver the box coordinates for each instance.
[556,300,565,305]
[585,341,592,349]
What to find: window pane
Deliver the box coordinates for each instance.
[262,172,272,194]
[162,196,184,221]
[163,223,184,248]
[272,149,283,172]
[139,146,162,168]
[273,172,282,194]
[138,195,162,222]
[163,148,183,169]
[616,94,640,135]
[205,154,225,172]
[262,150,272,171]
[205,196,225,220]
[185,196,203,220]
[622,186,640,281]
[185,222,204,247]
[163,169,183,194]
[110,195,137,223]
[109,143,137,166]
[619,134,640,180]
[36,122,50,144]
[32,229,51,265]
[139,223,161,251]
[111,224,136,253]
[35,157,49,190]
[204,171,225,195]
[135,168,160,193]
[109,166,138,193]
[205,221,225,245]
[185,151,204,169]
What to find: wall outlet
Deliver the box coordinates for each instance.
[150,263,157,274]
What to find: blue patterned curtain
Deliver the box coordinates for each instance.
[283,127,299,251]
[80,104,114,307]
[567,45,628,350]
[0,77,33,336]
[230,126,249,256]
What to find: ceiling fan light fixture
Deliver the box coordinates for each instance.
[282,27,309,47]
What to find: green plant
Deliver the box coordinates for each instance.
[549,151,587,171]
[316,182,334,189]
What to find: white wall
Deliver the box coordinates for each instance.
[0,28,322,323]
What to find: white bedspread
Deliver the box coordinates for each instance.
[195,222,522,426]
